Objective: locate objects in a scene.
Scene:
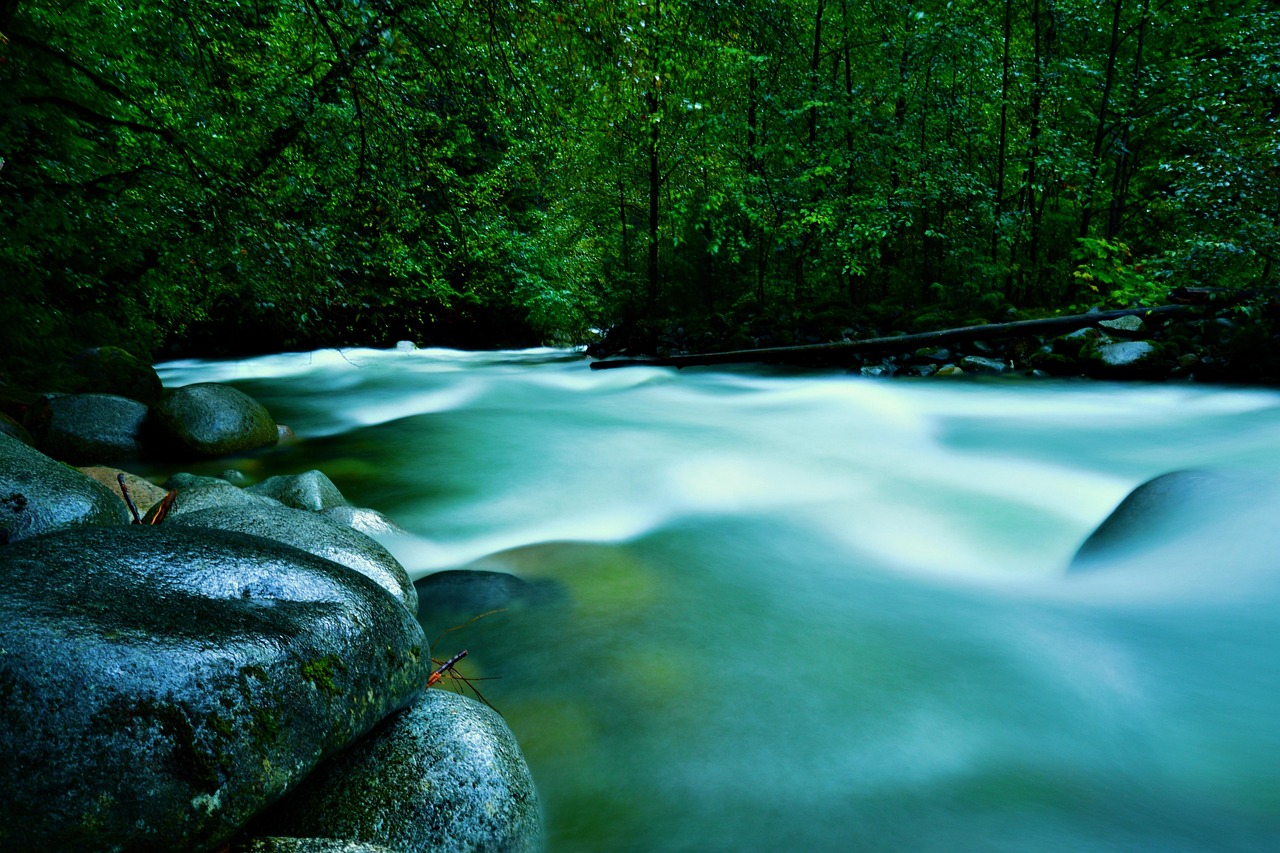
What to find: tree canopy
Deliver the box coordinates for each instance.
[2,0,1277,379]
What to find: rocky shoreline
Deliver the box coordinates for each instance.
[589,299,1280,384]
[0,349,542,852]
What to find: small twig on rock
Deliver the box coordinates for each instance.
[427,649,468,688]
[117,473,142,524]
[149,490,177,524]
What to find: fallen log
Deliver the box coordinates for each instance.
[589,304,1201,370]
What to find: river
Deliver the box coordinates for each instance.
[155,347,1280,852]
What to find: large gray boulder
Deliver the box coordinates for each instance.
[167,503,417,612]
[152,383,278,458]
[0,432,130,544]
[0,525,430,852]
[249,690,542,853]
[25,393,150,464]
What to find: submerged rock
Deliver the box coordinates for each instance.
[1069,469,1280,576]
[415,570,563,619]
[0,525,430,852]
[249,690,542,853]
[0,433,130,544]
[152,383,278,458]
[168,503,417,611]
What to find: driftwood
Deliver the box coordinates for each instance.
[589,304,1201,370]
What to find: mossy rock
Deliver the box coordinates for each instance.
[153,383,278,458]
[0,525,430,852]
[249,690,542,853]
[71,346,164,406]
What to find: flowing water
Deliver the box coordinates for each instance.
[155,348,1280,852]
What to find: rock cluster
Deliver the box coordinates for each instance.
[0,357,543,852]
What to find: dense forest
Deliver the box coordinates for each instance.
[1,0,1277,381]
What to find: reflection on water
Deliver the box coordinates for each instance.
[157,348,1280,852]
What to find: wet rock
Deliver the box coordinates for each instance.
[79,465,169,517]
[152,383,278,458]
[71,346,163,406]
[147,474,282,521]
[1072,470,1231,570]
[1068,469,1279,577]
[236,840,400,853]
[25,393,149,464]
[1097,315,1146,338]
[914,347,952,364]
[936,365,966,377]
[321,506,409,537]
[167,503,416,611]
[247,470,351,512]
[250,690,542,853]
[1090,340,1160,376]
[960,355,1006,375]
[0,525,430,852]
[0,433,130,544]
[0,411,33,445]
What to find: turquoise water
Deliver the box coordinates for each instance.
[156,348,1280,852]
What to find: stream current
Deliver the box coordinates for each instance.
[155,347,1280,852]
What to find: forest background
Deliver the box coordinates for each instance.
[1,0,1276,384]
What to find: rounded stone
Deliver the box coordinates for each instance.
[153,383,278,458]
[247,470,351,512]
[167,503,417,611]
[0,525,431,852]
[0,432,130,544]
[25,393,149,464]
[250,690,542,853]
[144,476,282,521]
[1069,469,1278,575]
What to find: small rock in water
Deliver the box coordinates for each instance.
[960,355,1006,375]
[1095,340,1158,370]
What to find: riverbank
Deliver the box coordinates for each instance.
[588,296,1280,384]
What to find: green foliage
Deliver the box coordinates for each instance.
[1070,238,1164,308]
[1,0,1277,378]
